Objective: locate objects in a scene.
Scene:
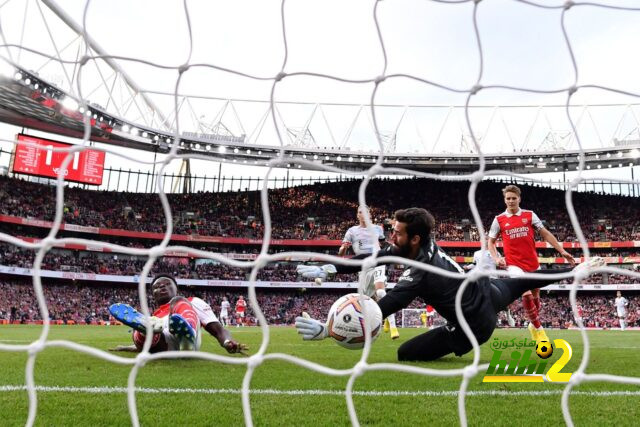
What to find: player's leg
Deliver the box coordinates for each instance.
[168,296,200,351]
[397,325,457,361]
[109,303,167,352]
[220,313,227,327]
[489,267,575,313]
[618,311,626,331]
[369,266,399,340]
[398,313,496,361]
[507,266,544,341]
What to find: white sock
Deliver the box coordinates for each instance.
[620,319,626,330]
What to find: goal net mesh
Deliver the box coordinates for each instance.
[1,1,640,426]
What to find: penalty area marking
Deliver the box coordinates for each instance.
[2,385,640,398]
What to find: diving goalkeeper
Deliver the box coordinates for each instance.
[109,274,248,355]
[296,208,602,361]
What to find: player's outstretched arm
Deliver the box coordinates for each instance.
[295,312,328,340]
[539,227,576,266]
[204,322,249,355]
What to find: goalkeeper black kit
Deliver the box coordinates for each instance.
[335,239,569,361]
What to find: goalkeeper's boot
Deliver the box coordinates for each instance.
[383,318,390,333]
[390,327,400,340]
[109,303,162,334]
[527,323,539,342]
[169,314,196,351]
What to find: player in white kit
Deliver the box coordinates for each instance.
[615,291,629,331]
[220,296,230,327]
[338,206,399,339]
[465,249,515,327]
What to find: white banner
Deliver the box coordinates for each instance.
[0,265,638,290]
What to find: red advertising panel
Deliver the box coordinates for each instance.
[12,134,105,185]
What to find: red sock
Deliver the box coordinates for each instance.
[133,330,162,351]
[172,300,198,329]
[522,294,541,329]
[534,295,541,312]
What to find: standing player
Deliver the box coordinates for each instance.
[220,296,231,327]
[108,275,247,354]
[295,207,603,361]
[465,249,496,273]
[420,310,428,329]
[615,291,629,331]
[488,185,575,343]
[235,295,247,327]
[338,206,399,339]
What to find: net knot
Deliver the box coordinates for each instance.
[178,64,190,74]
[28,341,44,355]
[374,75,386,84]
[470,84,482,95]
[274,72,287,82]
[79,55,90,66]
[148,246,166,259]
[247,355,262,369]
[135,352,150,367]
[564,1,574,10]
[568,86,578,96]
[353,361,368,376]
[463,365,479,379]
[570,371,585,384]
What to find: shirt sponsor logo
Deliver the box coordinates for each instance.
[505,226,529,239]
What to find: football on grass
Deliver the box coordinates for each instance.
[326,293,382,350]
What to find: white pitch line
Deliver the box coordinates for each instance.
[2,385,640,397]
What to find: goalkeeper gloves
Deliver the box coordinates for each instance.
[295,312,328,341]
[296,264,337,280]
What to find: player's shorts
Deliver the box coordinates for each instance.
[236,311,245,318]
[160,315,202,351]
[220,310,228,319]
[506,265,540,279]
[358,265,387,297]
[617,309,627,318]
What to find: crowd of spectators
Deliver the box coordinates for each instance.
[2,243,639,285]
[1,176,639,242]
[1,280,638,329]
[500,293,640,329]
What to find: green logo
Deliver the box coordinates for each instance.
[483,338,573,383]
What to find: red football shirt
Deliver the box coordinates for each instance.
[489,209,543,272]
[235,298,246,313]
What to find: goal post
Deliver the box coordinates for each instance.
[401,309,445,329]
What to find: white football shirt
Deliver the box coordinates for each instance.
[343,224,385,256]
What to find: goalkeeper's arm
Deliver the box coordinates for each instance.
[297,246,393,279]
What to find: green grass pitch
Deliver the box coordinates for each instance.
[1,325,639,426]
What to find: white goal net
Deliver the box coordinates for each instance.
[1,1,640,427]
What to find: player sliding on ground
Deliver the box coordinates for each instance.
[109,274,248,354]
[337,205,399,339]
[296,208,603,361]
